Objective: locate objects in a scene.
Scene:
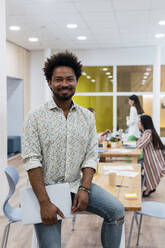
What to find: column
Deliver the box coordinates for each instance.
[113,65,117,132]
[153,46,161,135]
[0,0,8,214]
[43,49,52,102]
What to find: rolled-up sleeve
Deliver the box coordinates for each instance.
[22,112,42,171]
[81,116,98,171]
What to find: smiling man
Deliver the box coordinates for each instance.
[22,51,124,248]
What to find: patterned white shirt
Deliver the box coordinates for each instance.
[22,98,98,193]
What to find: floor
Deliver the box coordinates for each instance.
[0,155,165,248]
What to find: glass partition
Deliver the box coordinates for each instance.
[117,66,153,92]
[73,95,113,132]
[77,66,113,93]
[160,96,165,137]
[117,95,152,131]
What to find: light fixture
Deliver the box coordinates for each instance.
[82,72,87,76]
[146,67,152,71]
[67,24,78,29]
[91,79,96,83]
[108,76,113,78]
[144,72,150,76]
[77,36,87,40]
[9,26,21,31]
[143,75,148,79]
[158,20,165,25]
[28,37,39,42]
[142,80,146,84]
[102,68,108,71]
[86,75,91,79]
[155,33,165,39]
[106,72,110,75]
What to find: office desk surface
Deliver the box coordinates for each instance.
[93,163,142,211]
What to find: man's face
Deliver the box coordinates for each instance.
[49,66,77,101]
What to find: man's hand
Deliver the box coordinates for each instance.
[72,190,89,213]
[40,201,64,225]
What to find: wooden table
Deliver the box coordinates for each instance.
[99,147,142,163]
[93,163,142,211]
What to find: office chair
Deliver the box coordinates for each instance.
[127,201,165,247]
[1,166,22,248]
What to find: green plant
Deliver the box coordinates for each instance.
[110,137,118,142]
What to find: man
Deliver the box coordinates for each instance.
[22,51,124,248]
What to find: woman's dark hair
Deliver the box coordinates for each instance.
[129,95,144,114]
[43,51,82,82]
[140,115,164,150]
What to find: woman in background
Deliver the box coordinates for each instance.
[137,115,165,197]
[126,95,144,139]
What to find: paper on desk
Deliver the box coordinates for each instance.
[103,165,134,171]
[104,170,139,177]
[110,148,134,153]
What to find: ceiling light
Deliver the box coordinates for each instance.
[108,76,113,78]
[77,36,87,40]
[9,26,21,31]
[102,68,108,71]
[144,72,150,76]
[146,67,152,71]
[144,76,148,79]
[142,80,146,84]
[91,79,96,83]
[87,75,91,79]
[82,72,87,76]
[155,33,165,39]
[158,20,165,25]
[106,72,110,75]
[28,37,39,42]
[67,24,78,29]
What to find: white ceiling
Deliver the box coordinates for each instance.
[6,0,165,51]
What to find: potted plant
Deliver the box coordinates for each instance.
[110,137,119,148]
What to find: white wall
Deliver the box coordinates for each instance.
[53,46,157,66]
[30,50,51,110]
[7,77,23,136]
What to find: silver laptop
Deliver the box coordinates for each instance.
[20,183,73,225]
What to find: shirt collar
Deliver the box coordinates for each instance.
[47,97,77,111]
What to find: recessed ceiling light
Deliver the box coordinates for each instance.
[144,76,148,79]
[102,68,108,71]
[9,26,21,31]
[86,75,91,79]
[67,24,78,29]
[28,37,39,42]
[158,20,165,25]
[82,72,87,76]
[155,33,165,39]
[77,36,87,40]
[108,76,113,78]
[91,79,96,83]
[106,72,110,75]
[146,67,152,71]
[144,72,150,76]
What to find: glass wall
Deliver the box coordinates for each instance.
[117,95,152,131]
[73,96,113,132]
[76,66,113,93]
[117,65,153,92]
[160,66,165,136]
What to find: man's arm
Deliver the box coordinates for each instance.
[72,167,95,212]
[28,167,64,225]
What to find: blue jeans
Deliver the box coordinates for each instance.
[35,183,124,248]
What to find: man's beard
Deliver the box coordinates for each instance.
[51,87,75,101]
